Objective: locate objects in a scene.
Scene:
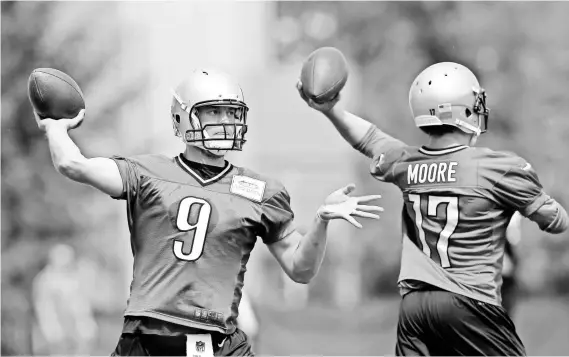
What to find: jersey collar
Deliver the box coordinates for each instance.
[419,145,469,156]
[175,155,233,186]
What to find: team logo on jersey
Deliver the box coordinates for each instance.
[371,153,385,175]
[196,341,205,352]
[230,175,266,202]
[377,154,385,168]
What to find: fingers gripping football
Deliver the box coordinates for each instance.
[296,80,341,113]
[35,109,86,133]
[317,183,383,228]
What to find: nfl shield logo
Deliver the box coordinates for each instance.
[196,341,205,352]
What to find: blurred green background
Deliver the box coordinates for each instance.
[2,1,569,355]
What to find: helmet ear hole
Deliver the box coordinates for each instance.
[174,114,181,123]
[465,108,472,118]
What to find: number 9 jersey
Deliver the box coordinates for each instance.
[111,154,294,334]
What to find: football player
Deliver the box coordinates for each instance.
[34,69,384,356]
[297,62,568,356]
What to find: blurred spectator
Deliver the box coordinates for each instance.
[32,243,98,355]
[502,212,522,317]
[236,291,260,351]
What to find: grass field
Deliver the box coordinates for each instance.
[94,296,569,356]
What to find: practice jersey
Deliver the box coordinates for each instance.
[111,154,294,334]
[355,126,552,306]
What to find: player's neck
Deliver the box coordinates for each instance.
[183,146,226,167]
[427,133,471,149]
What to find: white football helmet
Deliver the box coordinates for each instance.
[409,62,489,136]
[171,69,249,155]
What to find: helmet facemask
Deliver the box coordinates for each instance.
[172,90,249,156]
[451,87,490,137]
[472,87,489,133]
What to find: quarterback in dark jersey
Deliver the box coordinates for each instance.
[298,62,568,356]
[34,69,383,356]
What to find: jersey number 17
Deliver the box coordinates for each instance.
[408,194,458,268]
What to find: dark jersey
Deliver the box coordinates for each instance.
[111,154,294,334]
[356,126,553,306]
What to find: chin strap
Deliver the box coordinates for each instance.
[455,119,481,136]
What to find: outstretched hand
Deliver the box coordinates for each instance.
[296,80,341,113]
[34,109,85,133]
[317,183,383,228]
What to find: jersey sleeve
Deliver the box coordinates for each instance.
[354,125,407,183]
[528,198,568,234]
[353,125,407,159]
[368,145,408,183]
[492,160,549,217]
[110,156,140,202]
[258,187,295,245]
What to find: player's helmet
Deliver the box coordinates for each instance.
[171,69,249,154]
[409,62,489,135]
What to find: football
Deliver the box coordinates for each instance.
[300,47,349,104]
[28,68,85,120]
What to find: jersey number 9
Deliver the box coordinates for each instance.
[174,196,212,261]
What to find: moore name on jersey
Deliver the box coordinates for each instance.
[407,162,458,185]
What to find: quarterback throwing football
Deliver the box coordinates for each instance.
[298,62,568,356]
[35,69,383,356]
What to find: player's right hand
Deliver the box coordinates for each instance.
[317,183,383,228]
[296,80,341,113]
[34,109,85,133]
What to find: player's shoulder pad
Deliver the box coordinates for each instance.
[476,148,534,173]
[112,154,173,176]
[474,148,539,190]
[232,166,289,204]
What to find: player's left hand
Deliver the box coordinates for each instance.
[317,183,383,228]
[296,80,341,113]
